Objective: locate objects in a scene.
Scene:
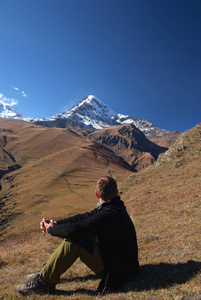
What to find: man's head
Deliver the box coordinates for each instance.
[95,176,118,201]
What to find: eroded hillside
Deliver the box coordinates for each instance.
[89,124,169,170]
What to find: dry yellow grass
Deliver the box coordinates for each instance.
[1,231,199,300]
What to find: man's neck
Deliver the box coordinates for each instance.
[99,198,105,205]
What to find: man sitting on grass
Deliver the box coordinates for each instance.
[17,176,139,295]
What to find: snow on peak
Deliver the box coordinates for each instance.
[50,95,117,128]
[74,95,116,117]
[0,93,167,135]
[0,94,21,118]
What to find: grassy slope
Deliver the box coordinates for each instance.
[0,122,201,299]
[120,124,201,299]
[0,119,132,239]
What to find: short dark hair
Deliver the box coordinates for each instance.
[95,176,118,201]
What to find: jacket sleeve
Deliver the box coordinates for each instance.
[56,208,97,224]
[47,207,113,239]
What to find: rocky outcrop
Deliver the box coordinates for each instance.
[156,123,201,168]
[89,124,168,171]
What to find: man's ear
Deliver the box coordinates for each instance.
[95,192,100,199]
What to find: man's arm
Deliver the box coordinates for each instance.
[40,209,98,234]
[47,208,113,239]
[54,209,97,225]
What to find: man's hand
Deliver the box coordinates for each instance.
[40,217,57,234]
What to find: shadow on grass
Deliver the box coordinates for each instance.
[125,260,201,292]
[54,260,201,296]
[59,273,99,283]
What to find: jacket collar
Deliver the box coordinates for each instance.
[97,196,121,211]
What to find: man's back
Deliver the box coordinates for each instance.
[92,196,139,290]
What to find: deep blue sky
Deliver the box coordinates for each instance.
[0,0,201,132]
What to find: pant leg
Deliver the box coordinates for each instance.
[78,237,104,275]
[41,237,104,285]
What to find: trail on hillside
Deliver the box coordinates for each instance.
[35,161,95,208]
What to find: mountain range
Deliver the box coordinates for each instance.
[0,95,181,170]
[0,94,176,136]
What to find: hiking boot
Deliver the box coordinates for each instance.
[16,272,55,295]
[27,271,60,284]
[27,271,41,281]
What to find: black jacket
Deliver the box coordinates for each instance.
[48,196,139,290]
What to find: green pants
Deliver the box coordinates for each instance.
[41,237,104,285]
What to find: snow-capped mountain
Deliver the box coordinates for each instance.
[47,95,117,130]
[113,114,164,136]
[0,97,22,119]
[0,94,173,137]
[32,95,167,136]
[0,94,180,151]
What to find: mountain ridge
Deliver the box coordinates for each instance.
[0,95,182,170]
[32,95,182,149]
[89,123,168,171]
[34,95,171,137]
[0,94,180,138]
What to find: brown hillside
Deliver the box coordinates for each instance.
[89,124,168,171]
[0,119,134,239]
[121,122,201,215]
[0,122,200,299]
[120,124,201,288]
